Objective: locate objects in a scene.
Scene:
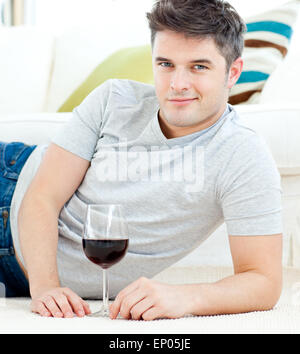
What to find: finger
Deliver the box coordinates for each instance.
[42,296,64,318]
[130,297,154,321]
[118,291,147,320]
[62,289,87,317]
[141,306,161,321]
[110,282,140,319]
[31,301,51,317]
[53,294,74,318]
[80,299,92,315]
[110,288,138,319]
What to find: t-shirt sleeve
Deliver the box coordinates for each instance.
[51,79,112,161]
[218,134,283,236]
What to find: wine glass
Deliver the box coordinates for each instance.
[82,204,129,317]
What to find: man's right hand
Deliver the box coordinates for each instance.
[30,287,91,318]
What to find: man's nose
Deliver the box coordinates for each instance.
[170,69,192,92]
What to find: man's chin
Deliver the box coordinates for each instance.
[166,121,194,128]
[164,114,201,128]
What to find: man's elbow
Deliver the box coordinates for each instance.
[258,274,282,311]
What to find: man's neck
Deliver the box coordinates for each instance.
[158,104,228,139]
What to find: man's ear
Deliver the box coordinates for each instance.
[227,57,243,89]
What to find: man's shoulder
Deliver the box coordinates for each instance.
[78,79,158,120]
[217,109,273,163]
[107,78,157,104]
[215,110,280,196]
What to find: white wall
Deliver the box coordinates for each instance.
[35,0,153,36]
[34,0,289,35]
[228,0,288,15]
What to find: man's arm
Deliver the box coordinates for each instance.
[18,143,91,318]
[188,233,282,316]
[109,233,282,320]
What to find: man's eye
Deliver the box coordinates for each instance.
[194,65,208,70]
[159,62,173,68]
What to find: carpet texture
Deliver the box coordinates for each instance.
[1,266,299,334]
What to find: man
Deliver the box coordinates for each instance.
[0,0,282,320]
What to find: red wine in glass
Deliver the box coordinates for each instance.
[82,204,129,317]
[83,239,129,269]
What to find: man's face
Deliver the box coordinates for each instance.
[152,30,242,137]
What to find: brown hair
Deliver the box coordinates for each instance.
[146,0,246,71]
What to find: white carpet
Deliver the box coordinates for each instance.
[1,266,300,334]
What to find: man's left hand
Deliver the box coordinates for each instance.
[109,277,192,321]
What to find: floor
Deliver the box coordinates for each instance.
[1,266,300,334]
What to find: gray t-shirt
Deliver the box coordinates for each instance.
[10,79,282,299]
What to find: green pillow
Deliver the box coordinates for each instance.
[58,45,154,112]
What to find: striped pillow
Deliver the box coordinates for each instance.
[229,0,300,105]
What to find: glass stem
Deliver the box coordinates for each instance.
[102,268,109,315]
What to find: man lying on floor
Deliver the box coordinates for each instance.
[0,0,282,320]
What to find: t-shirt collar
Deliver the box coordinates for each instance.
[151,104,232,147]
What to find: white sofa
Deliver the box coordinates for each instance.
[0,17,300,270]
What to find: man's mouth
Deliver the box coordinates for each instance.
[168,98,198,106]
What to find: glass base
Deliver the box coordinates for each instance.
[88,306,110,318]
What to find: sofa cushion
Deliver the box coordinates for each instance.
[235,104,300,176]
[0,113,71,145]
[229,0,300,105]
[45,1,153,113]
[58,46,153,113]
[260,6,300,105]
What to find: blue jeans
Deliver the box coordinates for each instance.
[0,141,37,297]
